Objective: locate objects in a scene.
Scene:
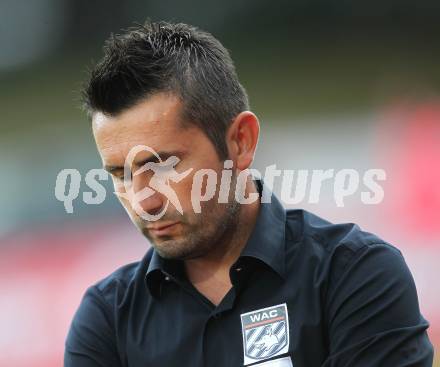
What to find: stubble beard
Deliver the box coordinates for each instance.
[141,175,242,260]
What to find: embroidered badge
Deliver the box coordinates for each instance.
[240,303,289,365]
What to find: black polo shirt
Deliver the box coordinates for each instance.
[64,181,433,367]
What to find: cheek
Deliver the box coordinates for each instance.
[112,178,130,201]
[174,171,223,213]
[112,177,124,192]
[171,174,195,208]
[111,178,132,210]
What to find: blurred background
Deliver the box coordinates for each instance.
[1,0,439,365]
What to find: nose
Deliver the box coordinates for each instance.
[129,169,165,217]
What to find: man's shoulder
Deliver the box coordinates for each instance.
[285,208,418,303]
[285,208,399,256]
[284,208,405,291]
[90,248,154,306]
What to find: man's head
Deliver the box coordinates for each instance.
[85,21,260,260]
[84,21,249,160]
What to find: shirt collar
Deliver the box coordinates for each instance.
[145,178,287,297]
[145,250,182,298]
[238,178,287,279]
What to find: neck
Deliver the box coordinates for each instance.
[184,179,260,305]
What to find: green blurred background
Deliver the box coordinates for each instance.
[1,1,439,365]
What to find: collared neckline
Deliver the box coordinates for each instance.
[237,178,287,279]
[145,178,287,298]
[145,250,182,298]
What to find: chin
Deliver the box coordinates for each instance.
[152,238,206,260]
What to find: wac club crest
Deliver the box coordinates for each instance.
[240,304,290,365]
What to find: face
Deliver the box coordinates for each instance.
[93,93,240,260]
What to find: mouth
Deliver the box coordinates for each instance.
[146,221,180,236]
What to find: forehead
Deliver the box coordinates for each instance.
[92,93,195,163]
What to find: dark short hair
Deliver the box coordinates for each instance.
[83,21,249,159]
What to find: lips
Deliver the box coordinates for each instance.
[147,221,180,236]
[147,221,179,231]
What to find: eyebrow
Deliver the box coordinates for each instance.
[104,150,184,173]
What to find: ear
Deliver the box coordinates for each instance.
[226,111,260,170]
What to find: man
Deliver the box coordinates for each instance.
[64,21,433,366]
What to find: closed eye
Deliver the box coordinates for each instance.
[112,171,131,181]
